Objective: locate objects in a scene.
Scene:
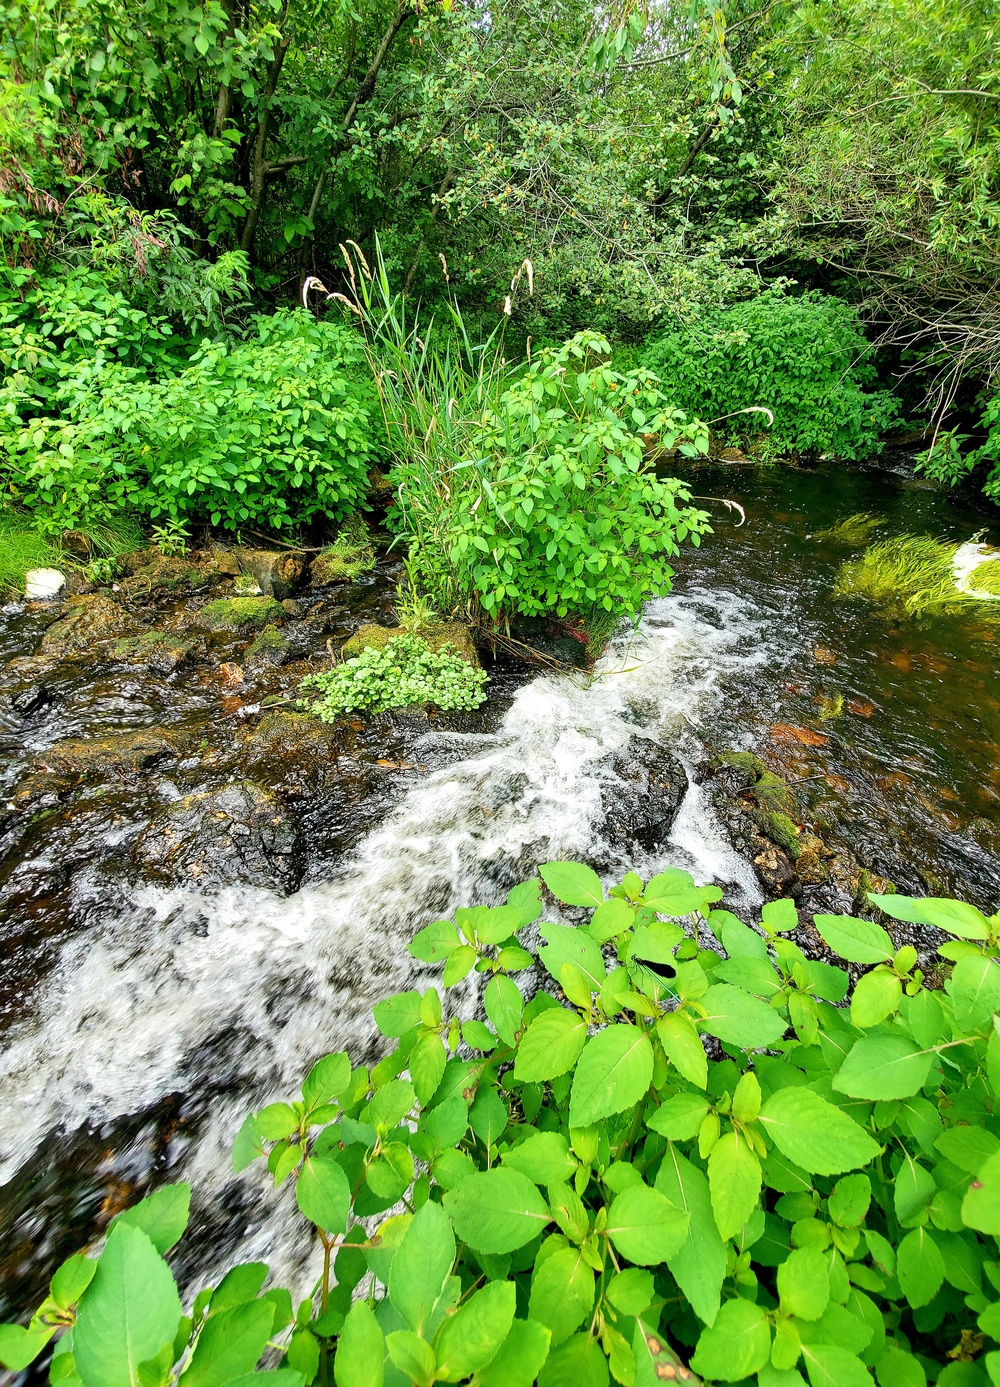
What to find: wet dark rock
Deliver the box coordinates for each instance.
[38,595,135,658]
[244,624,292,672]
[109,630,201,674]
[1,657,57,724]
[119,551,224,603]
[598,742,688,860]
[195,597,286,634]
[343,621,480,667]
[237,550,306,601]
[29,727,191,782]
[132,781,300,892]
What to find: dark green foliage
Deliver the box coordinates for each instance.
[8,862,1000,1387]
[641,292,901,460]
[300,633,488,719]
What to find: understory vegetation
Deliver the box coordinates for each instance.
[4,862,1000,1387]
[301,634,487,719]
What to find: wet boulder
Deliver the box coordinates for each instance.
[194,597,286,634]
[238,550,306,601]
[132,781,299,893]
[1,656,57,722]
[38,595,134,658]
[343,622,480,667]
[108,630,200,674]
[243,624,292,672]
[31,727,190,781]
[24,568,67,600]
[597,742,688,858]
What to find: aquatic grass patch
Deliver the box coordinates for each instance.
[813,512,886,545]
[0,510,63,594]
[833,533,1000,620]
[300,632,487,719]
[969,558,1000,595]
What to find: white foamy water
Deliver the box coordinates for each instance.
[0,588,765,1283]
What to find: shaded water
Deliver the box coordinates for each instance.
[1,455,999,1328]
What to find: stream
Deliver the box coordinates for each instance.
[2,454,1000,1335]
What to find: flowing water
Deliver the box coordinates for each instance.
[2,455,1000,1326]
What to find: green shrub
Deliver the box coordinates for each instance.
[641,290,901,460]
[300,633,487,719]
[1,311,378,533]
[6,862,1000,1387]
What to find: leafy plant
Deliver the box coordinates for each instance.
[300,633,487,719]
[641,291,901,461]
[813,514,886,546]
[7,862,1000,1387]
[396,558,442,634]
[151,520,191,558]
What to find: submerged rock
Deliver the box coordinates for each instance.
[32,727,190,780]
[38,595,134,657]
[109,630,200,674]
[133,781,299,892]
[194,596,286,633]
[343,621,480,667]
[244,624,292,671]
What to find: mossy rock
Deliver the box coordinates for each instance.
[245,624,291,668]
[310,546,376,586]
[750,809,802,860]
[196,597,286,633]
[38,594,134,657]
[33,727,189,779]
[713,750,767,780]
[110,630,198,674]
[343,622,480,667]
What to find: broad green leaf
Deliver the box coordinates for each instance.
[833,1036,933,1100]
[232,1116,263,1173]
[478,1319,551,1387]
[409,920,462,962]
[713,957,783,997]
[800,1344,872,1387]
[0,1325,55,1372]
[897,1227,945,1307]
[948,955,1000,1033]
[538,924,606,992]
[699,985,787,1049]
[256,1104,298,1140]
[691,1297,771,1381]
[657,1012,708,1088]
[365,1080,416,1130]
[538,1331,609,1387]
[828,1174,871,1228]
[436,1281,517,1381]
[812,915,893,964]
[647,1093,710,1141]
[894,1154,935,1224]
[589,898,636,942]
[716,913,769,960]
[605,1269,654,1316]
[51,1254,98,1309]
[634,1321,697,1387]
[303,1052,351,1108]
[758,1087,881,1175]
[208,1264,268,1315]
[628,921,686,964]
[409,1031,447,1105]
[112,1184,191,1257]
[876,1347,926,1387]
[461,904,527,946]
[470,1087,509,1148]
[911,898,992,940]
[514,1009,587,1082]
[759,1370,807,1387]
[569,1024,654,1128]
[762,899,798,933]
[962,1150,1000,1234]
[386,1331,435,1387]
[373,991,422,1038]
[296,1154,350,1233]
[528,1245,595,1347]
[420,1097,469,1155]
[777,1248,830,1321]
[180,1300,275,1387]
[389,1200,455,1336]
[485,975,524,1046]
[444,1169,551,1252]
[708,1131,762,1239]
[606,1182,689,1265]
[646,886,718,917]
[539,861,604,907]
[502,1132,576,1185]
[850,970,902,1028]
[655,1146,726,1326]
[935,1126,1000,1174]
[74,1224,181,1387]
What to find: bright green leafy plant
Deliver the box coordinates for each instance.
[4,864,1000,1387]
[300,633,487,720]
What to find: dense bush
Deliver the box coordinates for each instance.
[5,861,1000,1387]
[300,634,488,719]
[1,309,378,533]
[641,292,901,461]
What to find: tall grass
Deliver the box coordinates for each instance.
[0,511,63,594]
[833,535,1000,620]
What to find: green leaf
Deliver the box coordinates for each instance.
[812,915,893,964]
[962,1150,1000,1234]
[478,1319,551,1387]
[800,1344,872,1387]
[936,1126,1000,1174]
[762,899,798,933]
[334,1301,384,1387]
[444,1169,551,1252]
[647,1093,710,1141]
[528,1245,595,1347]
[699,985,787,1049]
[538,924,606,992]
[113,1184,191,1256]
[295,1154,350,1233]
[948,955,1000,1033]
[897,1227,945,1307]
[409,1031,447,1105]
[569,1024,654,1128]
[389,1200,455,1336]
[875,1347,927,1387]
[51,1253,98,1309]
[256,1103,299,1141]
[74,1224,181,1387]
[911,898,992,940]
[436,1280,516,1381]
[386,1331,435,1387]
[828,1174,871,1228]
[0,1324,55,1372]
[708,1131,762,1240]
[373,991,422,1038]
[655,1146,726,1326]
[894,1153,935,1224]
[777,1248,830,1321]
[657,1012,708,1088]
[538,1331,609,1387]
[180,1300,275,1386]
[634,1321,697,1387]
[539,861,604,907]
[470,1087,509,1148]
[232,1115,263,1173]
[589,898,636,942]
[444,945,478,986]
[833,1036,933,1100]
[605,1268,654,1316]
[502,1132,577,1186]
[690,1297,771,1381]
[303,1053,351,1108]
[208,1264,268,1315]
[485,975,524,1046]
[716,913,769,960]
[606,1182,690,1265]
[287,1330,319,1385]
[850,970,902,1028]
[366,1080,416,1130]
[759,1086,881,1175]
[514,1009,588,1083]
[409,920,462,962]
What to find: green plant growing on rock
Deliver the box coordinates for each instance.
[396,558,442,634]
[300,633,487,720]
[5,862,1000,1387]
[312,516,377,585]
[814,514,886,545]
[151,520,190,557]
[197,596,285,632]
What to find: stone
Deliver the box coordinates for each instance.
[342,622,480,667]
[244,624,292,670]
[238,550,306,601]
[109,630,199,674]
[60,530,93,558]
[38,594,133,657]
[194,596,286,633]
[31,727,189,779]
[24,568,67,600]
[598,742,688,858]
[309,545,375,587]
[132,781,299,893]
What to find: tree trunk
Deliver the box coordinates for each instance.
[239,28,291,256]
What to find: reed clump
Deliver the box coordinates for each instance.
[834,534,1000,620]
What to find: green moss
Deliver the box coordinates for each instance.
[247,624,287,656]
[714,750,767,779]
[752,809,802,859]
[755,771,799,816]
[0,510,63,594]
[312,516,376,585]
[344,621,479,667]
[969,558,1000,596]
[197,596,285,632]
[833,534,1000,621]
[814,512,886,545]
